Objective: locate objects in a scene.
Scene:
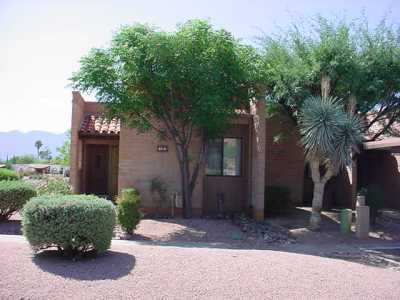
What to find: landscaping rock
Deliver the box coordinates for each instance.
[232,214,296,245]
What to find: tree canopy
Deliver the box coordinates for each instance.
[72,20,262,139]
[260,15,400,140]
[52,130,71,166]
[71,20,262,217]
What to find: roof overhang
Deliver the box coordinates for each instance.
[363,138,400,150]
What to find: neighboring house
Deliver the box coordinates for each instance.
[71,91,400,218]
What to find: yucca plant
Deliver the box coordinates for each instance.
[299,96,363,229]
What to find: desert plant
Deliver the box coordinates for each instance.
[22,194,116,256]
[265,186,292,215]
[36,178,72,196]
[299,95,363,229]
[0,181,36,220]
[150,177,169,212]
[0,168,19,181]
[117,188,142,234]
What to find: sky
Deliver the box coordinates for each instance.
[0,0,399,133]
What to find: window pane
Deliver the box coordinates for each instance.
[223,138,241,176]
[206,138,222,175]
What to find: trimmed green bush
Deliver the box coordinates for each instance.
[117,188,142,234]
[22,194,116,255]
[265,186,292,215]
[37,178,72,196]
[0,168,19,181]
[0,181,36,220]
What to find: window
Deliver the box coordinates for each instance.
[206,138,242,176]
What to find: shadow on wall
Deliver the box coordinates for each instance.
[32,250,135,280]
[358,149,400,209]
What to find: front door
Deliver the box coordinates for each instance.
[204,125,249,215]
[86,145,109,195]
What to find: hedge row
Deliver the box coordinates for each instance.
[0,168,19,181]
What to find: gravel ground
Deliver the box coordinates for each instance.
[1,238,400,299]
[115,218,244,243]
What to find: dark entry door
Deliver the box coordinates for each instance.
[204,125,249,215]
[86,145,109,195]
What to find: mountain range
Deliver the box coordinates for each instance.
[0,130,68,161]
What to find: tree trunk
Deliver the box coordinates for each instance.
[310,181,326,230]
[175,139,208,218]
[176,147,192,218]
[321,73,331,99]
[308,160,336,230]
[347,94,357,114]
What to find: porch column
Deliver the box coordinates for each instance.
[70,91,85,194]
[251,100,266,221]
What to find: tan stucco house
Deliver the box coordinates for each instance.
[69,91,400,220]
[72,91,400,220]
[69,91,310,220]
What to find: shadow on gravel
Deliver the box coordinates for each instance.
[0,219,22,235]
[32,250,135,280]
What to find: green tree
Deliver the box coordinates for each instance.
[53,130,71,165]
[39,147,52,161]
[71,20,262,217]
[260,14,399,227]
[299,96,362,229]
[34,140,43,158]
[260,15,400,135]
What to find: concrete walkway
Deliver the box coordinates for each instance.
[0,236,399,299]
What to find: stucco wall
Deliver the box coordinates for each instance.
[118,126,204,216]
[265,113,305,205]
[358,148,400,209]
[70,92,107,194]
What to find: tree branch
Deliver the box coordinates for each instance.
[189,135,208,195]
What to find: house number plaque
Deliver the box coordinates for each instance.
[157,145,168,152]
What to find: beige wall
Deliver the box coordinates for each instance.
[250,101,266,220]
[70,92,85,193]
[70,92,267,218]
[69,92,106,194]
[118,126,204,215]
[265,112,305,205]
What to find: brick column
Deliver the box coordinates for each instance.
[250,100,266,221]
[70,91,85,194]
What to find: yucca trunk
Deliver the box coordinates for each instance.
[309,160,335,230]
[310,181,326,230]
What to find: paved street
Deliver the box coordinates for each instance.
[0,237,399,299]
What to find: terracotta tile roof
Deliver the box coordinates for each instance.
[79,114,120,135]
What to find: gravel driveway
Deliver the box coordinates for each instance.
[0,238,399,299]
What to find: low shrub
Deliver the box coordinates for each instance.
[36,178,72,196]
[117,188,142,234]
[0,181,36,220]
[22,194,116,256]
[0,168,19,181]
[265,186,292,215]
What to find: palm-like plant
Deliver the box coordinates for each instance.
[299,96,363,229]
[34,140,43,159]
